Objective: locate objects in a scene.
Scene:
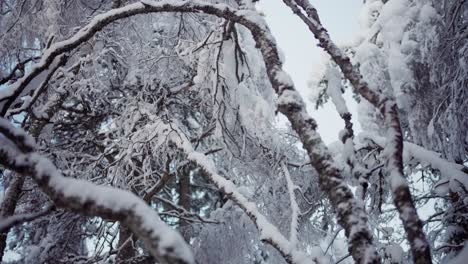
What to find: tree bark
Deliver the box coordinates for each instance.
[280,1,432,263]
[178,166,191,242]
[0,174,25,261]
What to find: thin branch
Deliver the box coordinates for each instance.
[335,254,351,264]
[0,2,378,262]
[6,55,69,118]
[0,119,194,264]
[0,205,55,232]
[325,228,343,255]
[281,1,432,262]
[0,56,39,86]
[161,120,315,264]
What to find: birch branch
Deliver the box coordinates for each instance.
[281,1,432,262]
[0,119,194,264]
[159,120,315,264]
[0,1,379,262]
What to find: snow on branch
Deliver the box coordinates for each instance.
[282,0,432,262]
[5,55,69,118]
[0,1,378,263]
[0,119,194,264]
[360,132,468,195]
[0,205,54,233]
[323,66,366,194]
[324,68,371,200]
[325,66,349,116]
[151,119,318,264]
[0,0,268,116]
[405,143,468,195]
[0,119,36,153]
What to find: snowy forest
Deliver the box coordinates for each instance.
[0,0,466,263]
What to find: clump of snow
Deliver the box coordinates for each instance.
[277,89,304,107]
[358,0,383,29]
[325,66,348,115]
[275,69,294,88]
[419,4,437,22]
[384,243,404,263]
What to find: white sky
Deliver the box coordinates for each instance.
[258,0,363,144]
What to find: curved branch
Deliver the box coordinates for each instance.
[0,205,54,233]
[0,119,194,264]
[281,0,432,263]
[0,1,378,263]
[0,56,39,86]
[360,132,468,194]
[0,66,75,260]
[171,122,318,264]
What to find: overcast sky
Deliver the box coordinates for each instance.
[258,1,363,144]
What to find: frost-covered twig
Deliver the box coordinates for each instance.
[324,228,343,255]
[360,132,468,195]
[160,120,314,264]
[0,119,194,264]
[0,56,40,86]
[0,71,75,260]
[282,0,432,262]
[0,1,378,262]
[5,54,68,118]
[336,254,351,264]
[0,205,54,233]
[324,66,369,198]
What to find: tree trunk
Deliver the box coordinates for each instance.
[178,166,191,242]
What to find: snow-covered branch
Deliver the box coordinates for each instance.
[360,132,468,195]
[154,120,316,264]
[5,54,69,118]
[282,162,300,249]
[0,0,267,116]
[282,0,432,262]
[0,1,378,262]
[0,205,54,233]
[0,119,194,264]
[324,66,367,197]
